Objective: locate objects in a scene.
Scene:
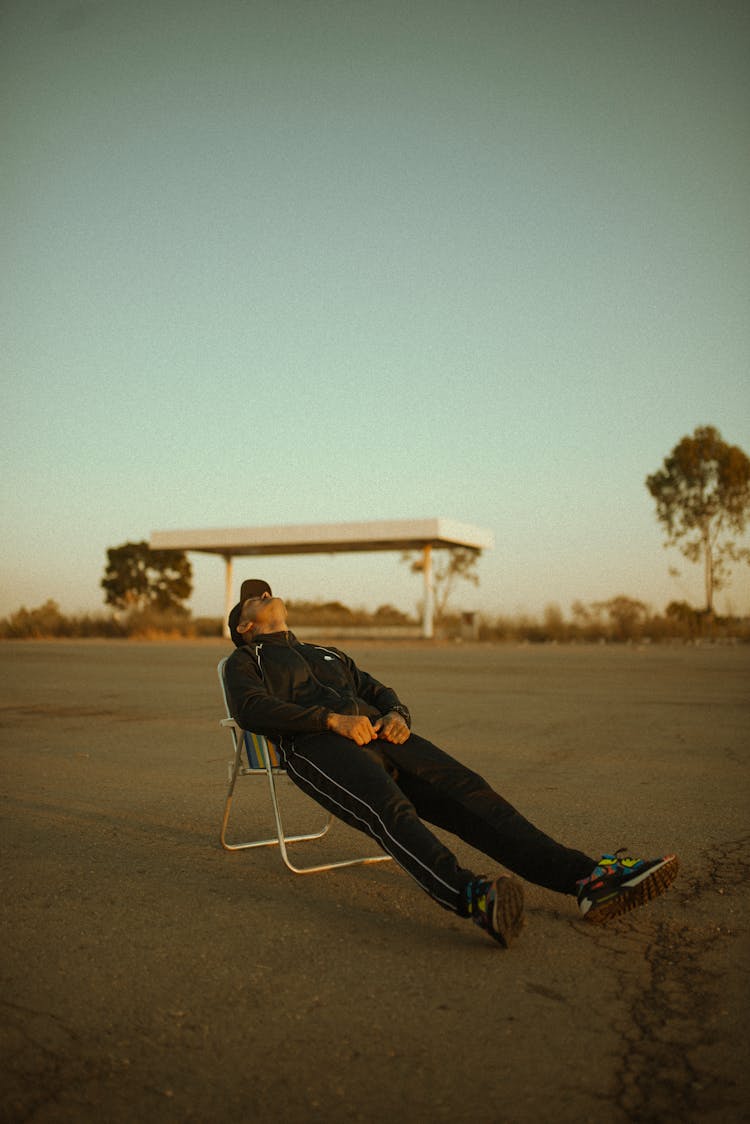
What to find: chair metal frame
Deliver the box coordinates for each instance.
[217,656,393,875]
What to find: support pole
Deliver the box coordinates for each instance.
[422,543,434,639]
[222,554,234,638]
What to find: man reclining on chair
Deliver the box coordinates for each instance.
[223,579,679,948]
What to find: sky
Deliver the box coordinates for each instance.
[2,0,749,622]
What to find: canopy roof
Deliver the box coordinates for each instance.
[149,518,493,639]
[150,518,494,557]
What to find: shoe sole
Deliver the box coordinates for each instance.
[584,855,679,924]
[491,877,525,947]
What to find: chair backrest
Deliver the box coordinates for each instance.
[243,729,281,769]
[218,656,281,770]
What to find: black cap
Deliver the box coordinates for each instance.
[240,579,272,602]
[228,579,273,647]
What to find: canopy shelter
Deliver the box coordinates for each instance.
[149,518,494,639]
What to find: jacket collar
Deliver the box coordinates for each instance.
[245,630,297,646]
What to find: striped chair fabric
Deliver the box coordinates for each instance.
[243,730,281,770]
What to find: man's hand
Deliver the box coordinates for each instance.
[373,711,410,745]
[326,712,379,745]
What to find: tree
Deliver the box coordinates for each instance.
[592,595,649,641]
[646,426,750,613]
[101,541,192,613]
[401,546,481,625]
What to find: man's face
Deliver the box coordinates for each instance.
[237,592,286,635]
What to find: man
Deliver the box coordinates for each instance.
[223,579,679,948]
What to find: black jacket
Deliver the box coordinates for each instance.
[223,631,411,743]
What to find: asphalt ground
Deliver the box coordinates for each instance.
[1,639,748,1124]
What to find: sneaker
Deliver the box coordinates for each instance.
[467,875,525,948]
[577,850,679,923]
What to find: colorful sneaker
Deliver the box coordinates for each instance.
[467,875,524,948]
[577,850,679,923]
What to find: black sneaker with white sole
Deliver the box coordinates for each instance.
[576,850,679,923]
[467,875,525,947]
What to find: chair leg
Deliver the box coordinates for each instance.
[263,761,393,875]
[220,795,330,851]
[219,752,392,873]
[219,763,333,852]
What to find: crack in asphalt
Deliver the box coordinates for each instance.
[612,835,749,1123]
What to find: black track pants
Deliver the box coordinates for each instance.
[280,731,596,916]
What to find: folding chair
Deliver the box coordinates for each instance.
[217,656,393,875]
